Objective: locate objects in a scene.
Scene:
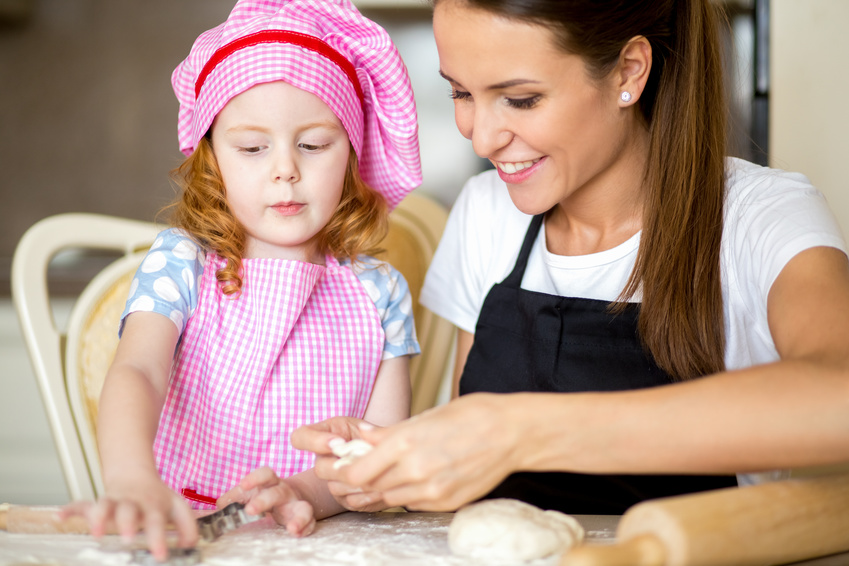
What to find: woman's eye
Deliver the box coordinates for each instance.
[449,88,471,101]
[506,96,540,110]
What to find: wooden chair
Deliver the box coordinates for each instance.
[12,192,454,501]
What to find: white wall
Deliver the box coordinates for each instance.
[770,0,849,236]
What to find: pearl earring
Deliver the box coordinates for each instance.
[620,91,632,103]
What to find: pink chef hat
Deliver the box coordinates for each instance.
[172,0,422,209]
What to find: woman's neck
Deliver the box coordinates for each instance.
[545,129,648,257]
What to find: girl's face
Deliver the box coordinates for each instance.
[433,0,642,216]
[211,80,349,263]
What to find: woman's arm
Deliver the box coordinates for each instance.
[334,246,849,510]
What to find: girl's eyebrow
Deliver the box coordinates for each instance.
[438,69,540,90]
[225,121,343,134]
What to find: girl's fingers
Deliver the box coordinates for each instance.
[113,501,140,542]
[170,498,199,548]
[272,499,314,537]
[87,497,115,537]
[143,510,169,562]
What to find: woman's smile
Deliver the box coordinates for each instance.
[494,157,544,183]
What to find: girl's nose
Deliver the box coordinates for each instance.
[273,150,299,184]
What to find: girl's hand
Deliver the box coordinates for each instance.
[61,470,197,563]
[218,467,315,537]
[291,417,389,512]
[331,394,522,512]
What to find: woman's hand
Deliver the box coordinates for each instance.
[62,470,197,562]
[218,467,315,537]
[291,417,392,512]
[297,394,524,512]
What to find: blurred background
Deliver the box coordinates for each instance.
[1,0,847,504]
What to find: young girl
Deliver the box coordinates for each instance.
[77,0,421,559]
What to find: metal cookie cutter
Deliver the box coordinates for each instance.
[131,547,201,566]
[196,501,263,542]
[131,503,263,564]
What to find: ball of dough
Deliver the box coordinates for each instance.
[448,498,585,562]
[330,438,373,469]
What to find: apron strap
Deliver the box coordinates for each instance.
[502,214,545,288]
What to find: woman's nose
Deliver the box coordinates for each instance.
[461,104,512,159]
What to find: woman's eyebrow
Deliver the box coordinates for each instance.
[438,69,540,90]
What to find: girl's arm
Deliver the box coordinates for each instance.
[90,312,196,559]
[331,246,849,510]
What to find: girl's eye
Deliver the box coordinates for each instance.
[298,143,328,151]
[506,96,541,110]
[449,88,471,101]
[240,146,263,154]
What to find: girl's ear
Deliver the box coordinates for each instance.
[615,35,652,107]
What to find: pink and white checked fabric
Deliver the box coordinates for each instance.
[172,0,421,210]
[153,253,384,508]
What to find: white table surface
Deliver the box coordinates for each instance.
[0,511,616,566]
[1,511,847,565]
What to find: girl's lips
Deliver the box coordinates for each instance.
[271,203,305,216]
[494,157,545,184]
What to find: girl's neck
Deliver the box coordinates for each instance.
[243,240,327,265]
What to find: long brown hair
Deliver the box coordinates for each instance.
[168,137,388,295]
[445,0,728,380]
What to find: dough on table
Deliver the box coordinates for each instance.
[330,438,373,469]
[448,498,585,562]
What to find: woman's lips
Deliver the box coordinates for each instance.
[271,202,305,216]
[494,157,544,183]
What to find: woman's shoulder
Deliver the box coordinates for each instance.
[724,157,825,213]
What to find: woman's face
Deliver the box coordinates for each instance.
[433,0,642,216]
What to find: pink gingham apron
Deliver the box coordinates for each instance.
[153,252,384,508]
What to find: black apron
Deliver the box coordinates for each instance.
[460,214,736,515]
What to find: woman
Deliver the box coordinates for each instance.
[292,0,849,515]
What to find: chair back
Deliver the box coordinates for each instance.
[12,214,160,500]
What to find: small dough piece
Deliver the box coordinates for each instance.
[448,498,585,562]
[331,439,373,469]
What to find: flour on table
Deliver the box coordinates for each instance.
[448,499,585,562]
[331,439,373,469]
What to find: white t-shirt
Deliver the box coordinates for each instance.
[421,157,846,374]
[421,158,847,486]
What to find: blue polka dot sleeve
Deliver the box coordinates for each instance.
[120,228,204,337]
[345,257,421,360]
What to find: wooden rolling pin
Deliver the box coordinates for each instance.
[0,503,210,535]
[561,473,849,566]
[0,503,94,534]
